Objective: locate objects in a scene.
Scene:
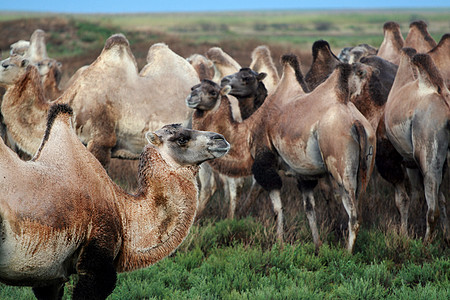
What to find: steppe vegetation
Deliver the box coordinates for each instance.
[0,9,449,299]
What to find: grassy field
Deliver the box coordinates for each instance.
[0,9,449,299]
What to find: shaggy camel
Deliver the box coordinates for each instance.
[304,40,340,91]
[187,54,376,252]
[404,20,437,54]
[0,34,199,167]
[377,21,404,65]
[381,49,450,243]
[338,43,378,64]
[0,103,230,299]
[428,33,450,87]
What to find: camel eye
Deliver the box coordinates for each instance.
[177,136,189,146]
[210,91,217,97]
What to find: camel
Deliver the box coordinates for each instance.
[0,103,229,299]
[380,49,450,243]
[220,68,268,120]
[304,40,340,91]
[187,54,376,252]
[338,43,378,64]
[428,33,450,87]
[377,21,404,65]
[404,20,437,54]
[0,34,199,168]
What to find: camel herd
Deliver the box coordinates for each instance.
[0,19,449,299]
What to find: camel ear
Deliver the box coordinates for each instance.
[146,131,162,145]
[257,72,267,81]
[220,85,231,96]
[21,59,30,68]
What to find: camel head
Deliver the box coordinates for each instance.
[220,68,267,98]
[0,55,32,86]
[146,123,230,167]
[186,79,231,111]
[348,62,378,99]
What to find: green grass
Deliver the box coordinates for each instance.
[1,218,448,299]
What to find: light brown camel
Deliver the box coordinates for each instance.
[404,20,437,54]
[0,103,229,299]
[0,34,199,168]
[428,33,450,87]
[304,40,340,91]
[377,21,404,65]
[381,49,450,243]
[187,55,376,252]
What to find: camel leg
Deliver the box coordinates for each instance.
[423,175,440,242]
[339,186,360,253]
[268,189,284,240]
[32,283,65,300]
[72,240,117,300]
[252,148,283,241]
[438,191,450,243]
[226,176,238,219]
[393,181,411,235]
[297,179,321,250]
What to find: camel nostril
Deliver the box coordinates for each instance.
[212,134,225,141]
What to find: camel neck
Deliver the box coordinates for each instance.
[115,145,199,272]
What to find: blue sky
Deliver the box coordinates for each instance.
[1,0,449,14]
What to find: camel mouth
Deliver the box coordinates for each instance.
[185,96,200,108]
[207,141,230,158]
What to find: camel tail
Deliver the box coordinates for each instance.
[352,120,374,199]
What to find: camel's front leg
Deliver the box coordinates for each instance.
[252,148,284,242]
[32,282,65,300]
[297,179,321,251]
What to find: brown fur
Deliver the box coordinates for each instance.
[428,33,450,87]
[405,21,437,53]
[281,54,310,93]
[0,104,228,298]
[378,21,405,65]
[305,40,341,90]
[382,50,450,243]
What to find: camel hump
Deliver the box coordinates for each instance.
[408,20,437,48]
[104,33,130,50]
[281,54,309,92]
[412,53,446,94]
[311,40,336,61]
[401,47,418,58]
[206,47,236,67]
[27,29,48,60]
[383,21,400,32]
[409,20,429,33]
[336,63,352,103]
[46,103,73,130]
[251,45,271,61]
[434,33,450,50]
